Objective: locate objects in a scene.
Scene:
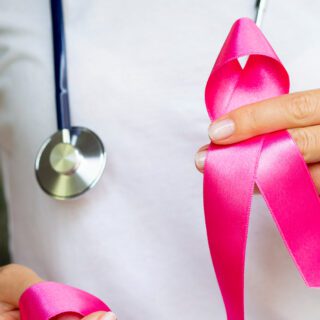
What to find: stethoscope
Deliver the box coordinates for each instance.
[255,0,267,27]
[35,0,106,200]
[35,0,267,200]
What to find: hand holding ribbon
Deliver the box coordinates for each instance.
[196,18,320,320]
[0,264,115,320]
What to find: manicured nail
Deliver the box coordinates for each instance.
[195,150,207,171]
[209,119,235,141]
[101,312,117,320]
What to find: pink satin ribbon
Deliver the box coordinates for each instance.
[19,281,110,319]
[204,18,320,320]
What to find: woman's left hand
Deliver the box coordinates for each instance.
[195,89,320,193]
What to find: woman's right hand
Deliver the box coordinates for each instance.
[0,264,117,320]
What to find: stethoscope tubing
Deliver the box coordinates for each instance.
[50,0,71,130]
[255,0,267,27]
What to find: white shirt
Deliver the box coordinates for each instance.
[1,1,320,319]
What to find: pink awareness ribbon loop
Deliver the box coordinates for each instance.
[19,281,111,320]
[204,18,320,320]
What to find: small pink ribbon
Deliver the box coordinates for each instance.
[204,18,320,320]
[19,281,110,319]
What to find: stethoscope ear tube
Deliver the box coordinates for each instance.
[35,0,106,200]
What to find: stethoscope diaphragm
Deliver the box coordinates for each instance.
[35,128,106,200]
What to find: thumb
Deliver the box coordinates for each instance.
[44,311,117,320]
[82,311,117,320]
[0,264,42,306]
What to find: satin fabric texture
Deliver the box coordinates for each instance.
[204,18,320,320]
[19,282,110,319]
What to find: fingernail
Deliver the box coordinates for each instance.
[209,119,235,141]
[195,150,207,171]
[101,312,117,320]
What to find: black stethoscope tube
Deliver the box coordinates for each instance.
[50,0,71,130]
[35,0,107,199]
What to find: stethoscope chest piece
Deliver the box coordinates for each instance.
[35,127,106,200]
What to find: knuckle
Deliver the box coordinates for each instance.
[0,264,16,279]
[288,93,318,122]
[241,108,260,133]
[290,129,316,161]
[0,264,30,279]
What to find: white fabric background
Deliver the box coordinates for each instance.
[0,1,320,319]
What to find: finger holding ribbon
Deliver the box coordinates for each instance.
[0,264,116,320]
[195,89,320,192]
[195,18,320,320]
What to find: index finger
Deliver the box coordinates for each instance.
[209,89,320,144]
